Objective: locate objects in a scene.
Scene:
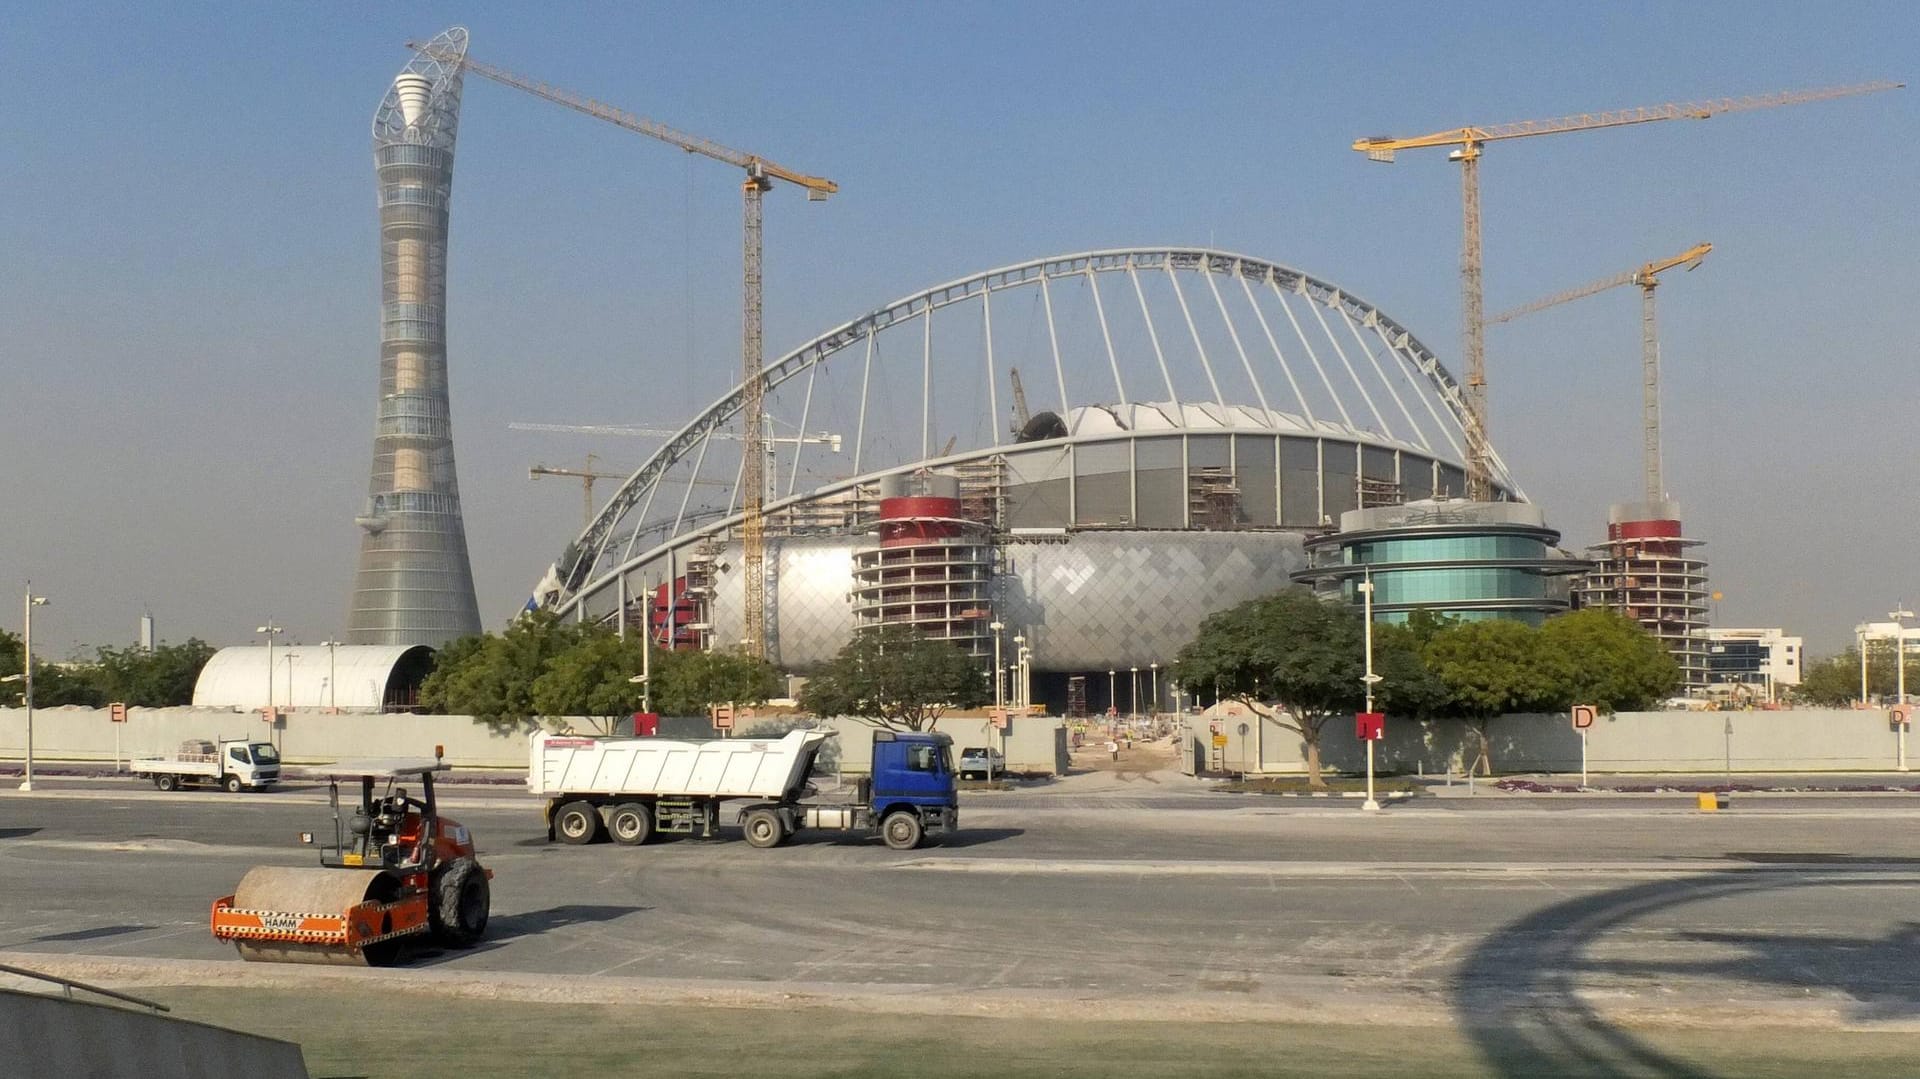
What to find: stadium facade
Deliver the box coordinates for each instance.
[525,249,1539,713]
[347,27,483,648]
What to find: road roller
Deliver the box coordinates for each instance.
[211,757,492,966]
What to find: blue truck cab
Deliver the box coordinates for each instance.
[866,730,959,850]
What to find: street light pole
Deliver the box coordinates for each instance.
[1893,608,1913,771]
[989,622,1005,712]
[256,621,284,748]
[18,584,49,792]
[318,640,342,711]
[1018,645,1032,712]
[1107,669,1116,718]
[1861,625,1871,705]
[1150,662,1160,719]
[1129,666,1139,719]
[1358,571,1382,813]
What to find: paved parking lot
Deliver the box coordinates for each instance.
[7,773,1920,1075]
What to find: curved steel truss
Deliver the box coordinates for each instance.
[536,247,1524,615]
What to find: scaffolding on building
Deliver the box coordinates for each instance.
[1573,512,1710,689]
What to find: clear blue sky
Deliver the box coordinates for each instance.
[1,2,1913,656]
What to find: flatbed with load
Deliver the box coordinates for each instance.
[529,727,959,851]
[133,738,281,793]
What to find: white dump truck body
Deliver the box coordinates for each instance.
[528,729,832,800]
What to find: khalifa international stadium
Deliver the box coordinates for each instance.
[524,248,1530,713]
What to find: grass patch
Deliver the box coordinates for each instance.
[139,986,1920,1078]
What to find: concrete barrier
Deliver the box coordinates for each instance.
[1182,707,1914,776]
[0,986,308,1078]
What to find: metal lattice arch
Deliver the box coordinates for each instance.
[529,247,1527,679]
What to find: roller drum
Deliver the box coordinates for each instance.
[234,866,395,912]
[229,866,404,967]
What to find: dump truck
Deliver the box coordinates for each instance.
[133,738,281,793]
[530,727,959,851]
[211,758,491,966]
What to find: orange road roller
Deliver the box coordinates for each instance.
[212,757,491,966]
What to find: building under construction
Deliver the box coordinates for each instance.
[521,248,1539,714]
[1572,501,1711,690]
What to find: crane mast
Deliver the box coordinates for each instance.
[1488,242,1712,510]
[408,41,838,659]
[529,456,625,529]
[1352,81,1900,501]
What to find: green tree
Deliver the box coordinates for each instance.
[31,663,106,707]
[92,639,218,706]
[797,625,989,731]
[1172,587,1367,788]
[1796,654,1861,707]
[651,648,783,718]
[1793,645,1918,707]
[1421,619,1562,776]
[421,611,595,733]
[530,632,648,733]
[0,629,105,706]
[1536,609,1678,713]
[1370,620,1451,718]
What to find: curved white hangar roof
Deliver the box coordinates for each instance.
[192,645,436,711]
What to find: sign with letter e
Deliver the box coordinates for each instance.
[109,702,128,724]
[1355,712,1385,741]
[1571,704,1598,730]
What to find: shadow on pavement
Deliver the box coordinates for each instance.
[0,828,41,840]
[485,904,650,942]
[1721,851,1920,866]
[27,924,155,943]
[769,826,1024,849]
[1454,870,1920,1077]
[926,827,1024,849]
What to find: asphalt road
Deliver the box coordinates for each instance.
[7,773,1920,1076]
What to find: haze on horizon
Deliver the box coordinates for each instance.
[1,2,1913,658]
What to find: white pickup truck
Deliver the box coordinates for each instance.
[132,739,282,793]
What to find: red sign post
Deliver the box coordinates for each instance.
[1355,712,1385,741]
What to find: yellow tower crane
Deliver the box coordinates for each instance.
[1352,81,1901,501]
[529,456,626,530]
[409,40,839,660]
[1489,242,1712,508]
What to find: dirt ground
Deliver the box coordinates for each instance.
[1068,734,1178,773]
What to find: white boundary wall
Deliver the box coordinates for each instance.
[1186,707,1914,775]
[0,707,1073,776]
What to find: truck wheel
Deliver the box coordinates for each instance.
[882,810,923,851]
[609,803,653,846]
[554,801,602,845]
[742,808,785,849]
[222,774,244,794]
[155,774,178,792]
[430,857,491,947]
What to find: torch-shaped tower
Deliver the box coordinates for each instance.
[347,27,482,646]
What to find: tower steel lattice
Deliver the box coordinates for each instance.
[348,27,483,647]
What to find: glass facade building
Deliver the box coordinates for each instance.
[347,28,483,647]
[1293,500,1586,626]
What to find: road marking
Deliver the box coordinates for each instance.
[894,858,1920,879]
